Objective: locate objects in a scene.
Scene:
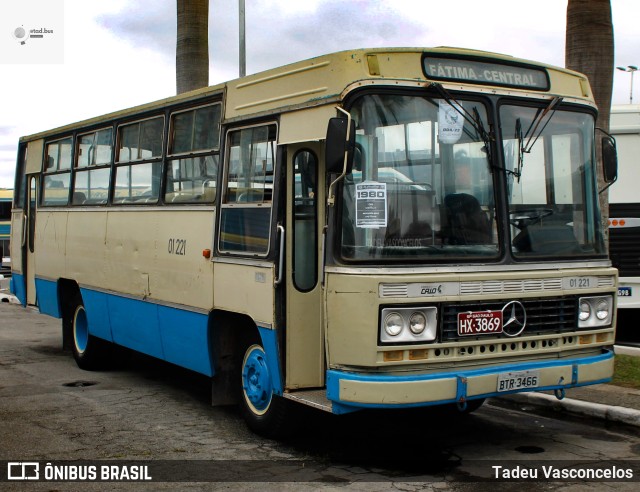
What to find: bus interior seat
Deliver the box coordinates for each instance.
[236,189,270,203]
[384,190,436,246]
[201,186,216,202]
[170,192,198,203]
[512,223,580,254]
[81,198,108,205]
[72,191,86,205]
[443,193,491,245]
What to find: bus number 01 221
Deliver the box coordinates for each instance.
[168,238,186,256]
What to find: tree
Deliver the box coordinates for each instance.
[176,0,209,94]
[565,0,614,231]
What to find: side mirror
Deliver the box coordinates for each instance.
[601,135,618,184]
[325,117,355,174]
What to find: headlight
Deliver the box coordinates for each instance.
[380,307,437,344]
[578,301,591,321]
[409,312,427,334]
[595,299,610,320]
[578,296,613,328]
[384,312,404,337]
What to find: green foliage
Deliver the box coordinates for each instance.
[610,354,640,389]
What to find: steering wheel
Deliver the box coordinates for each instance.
[509,208,553,229]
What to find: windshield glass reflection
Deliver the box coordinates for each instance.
[340,94,499,261]
[500,105,605,258]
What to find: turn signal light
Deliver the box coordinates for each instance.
[383,350,403,362]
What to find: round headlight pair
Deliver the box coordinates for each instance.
[384,312,427,337]
[579,299,610,321]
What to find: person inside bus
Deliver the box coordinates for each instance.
[443,192,492,245]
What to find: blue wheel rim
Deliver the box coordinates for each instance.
[74,306,89,354]
[241,345,272,413]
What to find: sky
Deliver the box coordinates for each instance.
[1,0,639,188]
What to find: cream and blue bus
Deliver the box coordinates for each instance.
[10,47,618,437]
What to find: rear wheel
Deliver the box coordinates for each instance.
[71,301,110,370]
[239,342,292,438]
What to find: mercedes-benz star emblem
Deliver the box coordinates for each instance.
[501,301,527,337]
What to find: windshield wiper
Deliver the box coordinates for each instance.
[513,96,563,181]
[429,82,494,167]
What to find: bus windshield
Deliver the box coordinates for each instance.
[340,93,498,261]
[501,105,605,258]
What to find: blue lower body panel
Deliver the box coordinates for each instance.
[36,278,60,317]
[157,304,212,375]
[32,277,214,377]
[10,273,26,306]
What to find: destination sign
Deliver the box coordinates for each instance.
[423,56,549,90]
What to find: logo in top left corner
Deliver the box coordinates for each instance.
[12,25,29,45]
[7,462,40,480]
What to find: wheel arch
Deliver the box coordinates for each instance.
[208,309,284,405]
[58,278,82,351]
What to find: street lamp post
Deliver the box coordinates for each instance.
[617,65,638,104]
[239,0,246,77]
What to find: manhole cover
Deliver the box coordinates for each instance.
[63,381,98,388]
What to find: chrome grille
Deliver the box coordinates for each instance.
[441,296,577,341]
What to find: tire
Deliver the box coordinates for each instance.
[239,342,292,438]
[71,301,110,370]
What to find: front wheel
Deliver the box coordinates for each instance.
[71,302,110,370]
[239,343,292,438]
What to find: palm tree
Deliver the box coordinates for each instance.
[176,0,209,94]
[565,0,614,231]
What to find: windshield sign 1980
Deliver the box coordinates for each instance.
[423,56,549,90]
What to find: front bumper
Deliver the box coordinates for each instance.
[326,349,614,414]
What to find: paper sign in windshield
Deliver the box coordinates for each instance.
[355,182,387,228]
[438,100,464,144]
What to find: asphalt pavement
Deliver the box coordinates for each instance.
[2,274,640,428]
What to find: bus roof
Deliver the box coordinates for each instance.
[19,47,594,143]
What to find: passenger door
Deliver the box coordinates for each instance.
[25,174,38,306]
[284,143,325,389]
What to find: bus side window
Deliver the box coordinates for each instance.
[219,124,277,255]
[114,116,164,204]
[42,137,73,206]
[164,103,221,204]
[293,150,317,291]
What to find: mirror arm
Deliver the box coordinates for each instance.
[327,107,353,207]
[599,179,616,195]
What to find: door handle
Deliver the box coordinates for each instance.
[274,224,285,286]
[21,213,27,248]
